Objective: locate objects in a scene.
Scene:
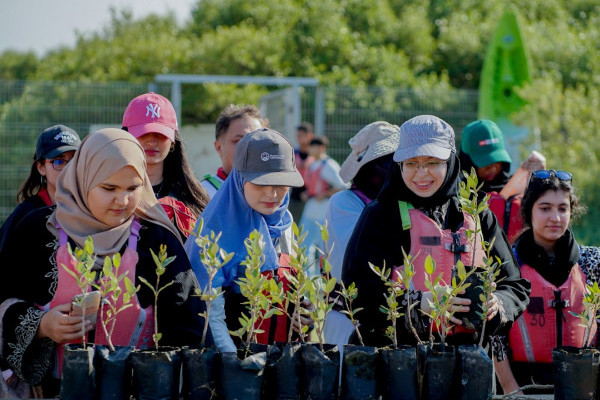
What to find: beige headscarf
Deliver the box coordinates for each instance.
[48,128,181,257]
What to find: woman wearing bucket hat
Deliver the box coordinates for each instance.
[323,121,400,347]
[122,92,210,239]
[341,115,531,347]
[459,119,546,243]
[185,128,312,352]
[0,125,81,254]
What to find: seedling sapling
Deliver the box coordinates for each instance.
[230,230,280,352]
[191,218,234,346]
[570,281,600,348]
[62,236,98,349]
[336,281,364,346]
[96,253,139,352]
[138,244,176,349]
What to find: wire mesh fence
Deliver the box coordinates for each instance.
[0,80,478,224]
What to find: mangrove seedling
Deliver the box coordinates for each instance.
[421,255,473,347]
[138,244,176,349]
[192,218,234,346]
[336,281,364,346]
[230,230,281,350]
[96,253,139,352]
[304,222,337,351]
[62,236,98,349]
[570,281,600,348]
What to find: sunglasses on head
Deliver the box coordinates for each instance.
[530,169,572,182]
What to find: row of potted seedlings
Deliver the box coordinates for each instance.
[58,170,600,400]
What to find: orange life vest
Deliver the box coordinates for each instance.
[509,261,593,363]
[487,192,523,244]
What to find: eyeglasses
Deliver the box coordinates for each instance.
[530,169,572,182]
[46,158,70,171]
[400,160,447,173]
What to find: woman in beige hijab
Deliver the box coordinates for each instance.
[0,129,206,398]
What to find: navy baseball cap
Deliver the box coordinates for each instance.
[35,125,81,160]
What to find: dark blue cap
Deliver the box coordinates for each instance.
[35,125,81,160]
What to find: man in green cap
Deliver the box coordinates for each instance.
[459,119,546,243]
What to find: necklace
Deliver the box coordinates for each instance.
[153,180,164,198]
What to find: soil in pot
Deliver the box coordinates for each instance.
[417,342,457,400]
[300,343,340,400]
[379,345,418,400]
[457,344,492,400]
[95,345,133,400]
[341,344,378,400]
[553,346,600,400]
[181,345,218,400]
[130,346,181,400]
[216,344,267,400]
[59,343,96,400]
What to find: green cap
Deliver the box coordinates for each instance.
[461,120,511,167]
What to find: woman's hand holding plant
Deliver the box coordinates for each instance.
[37,304,93,343]
[420,290,472,326]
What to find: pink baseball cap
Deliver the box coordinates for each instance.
[121,92,177,142]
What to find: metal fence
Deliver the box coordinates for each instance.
[0,80,478,224]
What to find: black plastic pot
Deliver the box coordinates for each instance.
[340,344,378,400]
[300,343,340,400]
[59,344,96,400]
[457,344,492,400]
[130,346,181,400]
[263,342,302,400]
[379,345,418,400]
[216,344,267,400]
[417,343,457,400]
[95,345,133,400]
[553,346,600,400]
[458,273,484,332]
[181,345,218,400]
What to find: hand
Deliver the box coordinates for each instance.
[292,298,314,333]
[521,150,546,172]
[36,303,94,343]
[420,291,471,325]
[486,293,501,321]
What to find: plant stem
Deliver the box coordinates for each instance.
[154,275,160,349]
[81,296,87,349]
[201,279,212,347]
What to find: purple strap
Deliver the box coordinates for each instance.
[56,218,140,250]
[350,188,373,205]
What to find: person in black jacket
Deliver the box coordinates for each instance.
[0,125,81,253]
[341,115,531,347]
[0,129,206,398]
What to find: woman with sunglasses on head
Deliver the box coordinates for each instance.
[494,169,600,396]
[0,125,81,254]
[341,115,531,348]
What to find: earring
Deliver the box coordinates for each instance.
[169,144,175,153]
[40,175,46,186]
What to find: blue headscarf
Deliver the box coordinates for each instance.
[185,169,292,291]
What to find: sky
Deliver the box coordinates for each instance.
[0,0,197,56]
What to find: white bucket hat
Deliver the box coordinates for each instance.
[339,121,401,183]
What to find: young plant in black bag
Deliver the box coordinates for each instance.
[131,244,181,400]
[94,252,139,400]
[369,254,420,400]
[185,218,233,400]
[301,222,341,400]
[59,236,100,400]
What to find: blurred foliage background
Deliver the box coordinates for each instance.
[1,0,599,243]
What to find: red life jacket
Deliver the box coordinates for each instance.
[159,196,197,238]
[37,187,53,206]
[45,218,154,375]
[305,159,330,197]
[508,261,594,363]
[487,192,523,244]
[393,202,486,334]
[255,254,293,344]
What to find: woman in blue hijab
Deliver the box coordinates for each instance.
[185,128,305,351]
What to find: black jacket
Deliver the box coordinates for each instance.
[341,162,531,347]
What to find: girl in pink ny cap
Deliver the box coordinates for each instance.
[122,92,209,240]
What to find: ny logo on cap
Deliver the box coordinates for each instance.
[54,131,77,144]
[146,103,160,119]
